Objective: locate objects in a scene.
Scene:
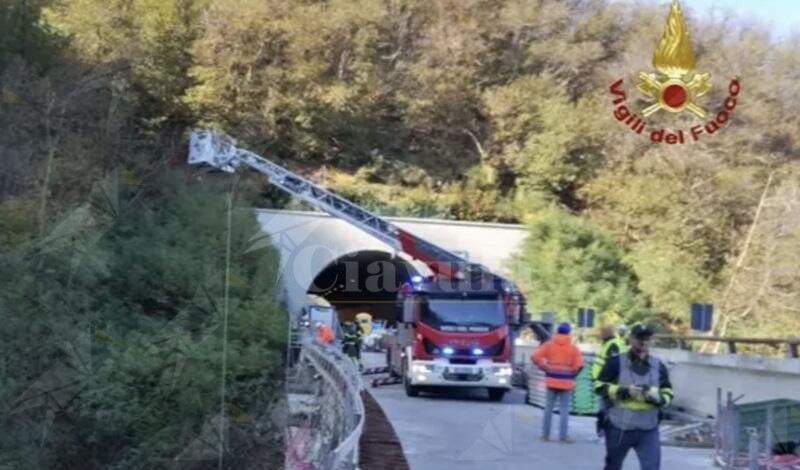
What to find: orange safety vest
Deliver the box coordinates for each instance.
[532,334,584,390]
[318,324,334,344]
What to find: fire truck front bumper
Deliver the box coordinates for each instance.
[407,360,513,388]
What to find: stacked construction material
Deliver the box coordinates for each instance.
[526,358,548,408]
[734,399,800,455]
[571,353,600,415]
[525,350,599,416]
[717,394,800,468]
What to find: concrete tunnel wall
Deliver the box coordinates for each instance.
[252,209,529,321]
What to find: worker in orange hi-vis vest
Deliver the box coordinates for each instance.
[532,322,584,443]
[316,322,334,345]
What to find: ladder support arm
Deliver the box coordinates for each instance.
[188,128,517,287]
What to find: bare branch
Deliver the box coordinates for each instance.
[708,171,775,353]
[464,129,488,164]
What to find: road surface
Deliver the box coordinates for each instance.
[363,353,713,470]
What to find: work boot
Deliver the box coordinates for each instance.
[559,437,575,444]
[540,436,550,442]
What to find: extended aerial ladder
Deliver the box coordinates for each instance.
[190,129,495,282]
[187,129,551,340]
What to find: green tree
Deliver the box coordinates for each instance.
[511,207,644,323]
[483,74,606,207]
[1,175,286,468]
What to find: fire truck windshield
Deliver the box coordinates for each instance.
[420,295,505,332]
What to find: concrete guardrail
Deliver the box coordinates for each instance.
[291,340,365,470]
[304,342,365,468]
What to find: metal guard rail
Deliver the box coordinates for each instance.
[580,333,800,358]
[303,341,365,469]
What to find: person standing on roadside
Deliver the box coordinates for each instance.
[316,322,334,345]
[595,324,674,470]
[532,322,584,443]
[592,325,628,439]
[342,321,363,370]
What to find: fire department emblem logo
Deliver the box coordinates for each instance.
[608,0,740,144]
[636,0,711,118]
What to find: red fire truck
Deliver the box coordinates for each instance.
[386,273,526,401]
[188,129,545,401]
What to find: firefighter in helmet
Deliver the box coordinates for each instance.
[342,321,363,369]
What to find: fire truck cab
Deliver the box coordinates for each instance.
[387,274,525,401]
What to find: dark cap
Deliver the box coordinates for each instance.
[630,323,655,339]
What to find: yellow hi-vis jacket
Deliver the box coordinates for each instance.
[591,335,627,382]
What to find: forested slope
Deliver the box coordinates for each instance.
[1,9,798,466]
[2,1,287,468]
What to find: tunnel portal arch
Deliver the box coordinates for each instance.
[308,250,421,324]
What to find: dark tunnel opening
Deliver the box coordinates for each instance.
[308,251,419,325]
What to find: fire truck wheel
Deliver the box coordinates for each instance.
[488,388,506,402]
[404,376,419,397]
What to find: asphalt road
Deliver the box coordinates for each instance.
[363,352,713,470]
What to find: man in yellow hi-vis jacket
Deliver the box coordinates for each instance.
[594,324,674,470]
[592,325,628,439]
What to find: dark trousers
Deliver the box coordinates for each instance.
[604,424,661,470]
[596,397,612,436]
[597,409,606,435]
[343,343,360,358]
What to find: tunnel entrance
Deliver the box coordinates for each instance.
[308,251,419,325]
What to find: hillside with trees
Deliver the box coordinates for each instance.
[1,0,798,466]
